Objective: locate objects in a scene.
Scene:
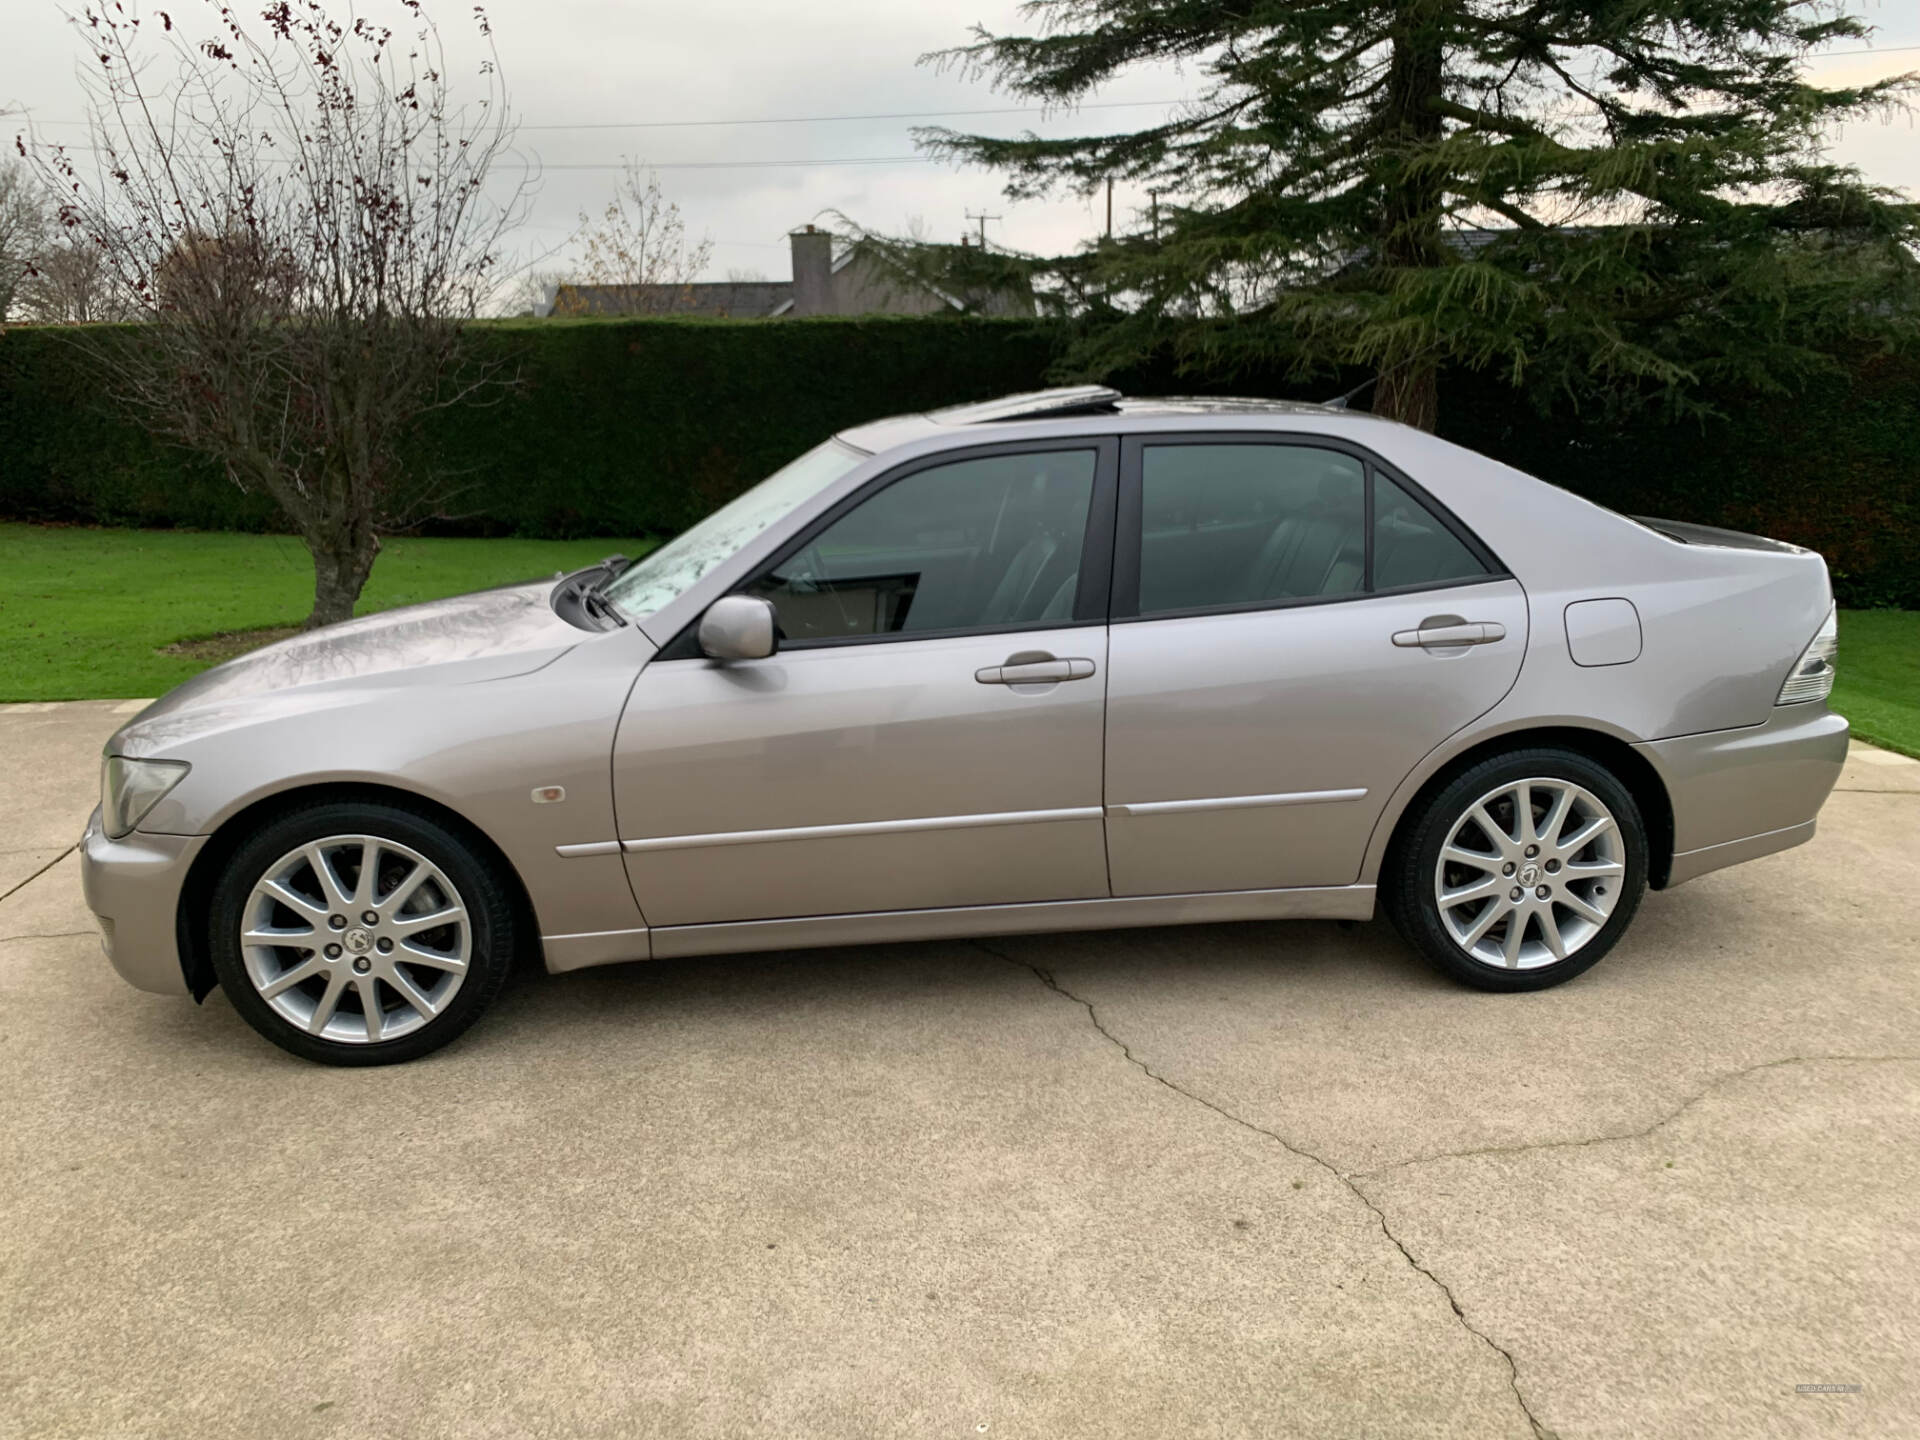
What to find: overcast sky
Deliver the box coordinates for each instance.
[5,0,1918,286]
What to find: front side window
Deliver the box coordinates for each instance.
[606,439,866,621]
[1139,445,1366,614]
[748,450,1097,643]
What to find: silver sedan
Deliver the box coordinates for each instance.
[82,388,1848,1065]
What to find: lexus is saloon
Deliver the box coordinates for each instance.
[82,388,1849,1065]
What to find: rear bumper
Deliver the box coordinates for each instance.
[1639,705,1848,887]
[78,806,203,997]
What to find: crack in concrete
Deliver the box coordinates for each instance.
[1353,1053,1920,1181]
[0,930,94,944]
[974,941,1554,1440]
[0,846,75,905]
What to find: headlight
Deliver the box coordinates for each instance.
[1776,605,1838,706]
[101,756,191,838]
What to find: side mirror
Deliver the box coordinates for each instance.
[697,594,779,661]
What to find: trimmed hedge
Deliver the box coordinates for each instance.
[0,317,1061,538]
[2,316,1915,606]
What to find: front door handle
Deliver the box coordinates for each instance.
[975,652,1098,685]
[1392,620,1507,649]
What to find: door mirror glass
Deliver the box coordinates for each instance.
[697,595,779,661]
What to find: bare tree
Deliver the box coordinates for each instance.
[17,224,141,323]
[554,160,712,314]
[19,0,528,628]
[0,157,52,320]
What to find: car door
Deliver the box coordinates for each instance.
[613,438,1118,928]
[1102,435,1527,895]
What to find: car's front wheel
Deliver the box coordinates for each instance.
[209,800,516,1065]
[1386,748,1649,991]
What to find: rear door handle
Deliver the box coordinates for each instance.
[975,655,1098,685]
[1392,621,1506,648]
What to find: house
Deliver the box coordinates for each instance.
[537,225,1033,319]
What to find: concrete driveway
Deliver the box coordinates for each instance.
[3,700,1916,1440]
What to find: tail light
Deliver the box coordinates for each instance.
[1776,605,1838,705]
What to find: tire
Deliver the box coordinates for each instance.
[1385,747,1648,992]
[209,800,517,1065]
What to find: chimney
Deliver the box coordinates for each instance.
[789,224,833,316]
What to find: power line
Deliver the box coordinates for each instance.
[535,155,932,170]
[18,42,1913,136]
[20,98,1193,132]
[38,144,938,170]
[514,99,1192,131]
[1808,43,1920,59]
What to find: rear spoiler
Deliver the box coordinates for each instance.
[1630,517,1809,555]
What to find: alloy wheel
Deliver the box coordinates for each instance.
[1432,778,1625,970]
[239,834,471,1043]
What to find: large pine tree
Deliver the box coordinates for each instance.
[920,1,1920,428]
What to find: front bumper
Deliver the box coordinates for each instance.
[79,806,204,996]
[1639,704,1849,887]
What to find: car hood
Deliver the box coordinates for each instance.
[119,580,582,744]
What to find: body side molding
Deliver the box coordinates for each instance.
[619,806,1104,855]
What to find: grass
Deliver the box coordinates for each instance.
[0,524,654,701]
[2,525,1915,758]
[1830,608,1920,760]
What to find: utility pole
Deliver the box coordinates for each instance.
[964,210,1001,249]
[1149,190,1159,242]
[1105,177,1113,240]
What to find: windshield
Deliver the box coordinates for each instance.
[604,439,867,621]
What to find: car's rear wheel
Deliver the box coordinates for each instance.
[209,801,516,1065]
[1386,748,1648,991]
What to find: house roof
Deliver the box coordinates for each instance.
[542,279,792,319]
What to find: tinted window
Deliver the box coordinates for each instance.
[1138,445,1365,614]
[1372,472,1489,590]
[750,450,1096,642]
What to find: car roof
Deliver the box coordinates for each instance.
[839,387,1393,453]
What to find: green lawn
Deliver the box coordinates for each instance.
[1830,608,1920,760]
[0,524,653,701]
[2,525,1915,757]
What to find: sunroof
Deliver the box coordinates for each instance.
[929,386,1124,425]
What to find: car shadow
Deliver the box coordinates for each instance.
[489,914,1439,1036]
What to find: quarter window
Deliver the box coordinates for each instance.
[1372,472,1489,590]
[749,450,1097,642]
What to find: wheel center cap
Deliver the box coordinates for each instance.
[1517,863,1540,887]
[343,928,375,956]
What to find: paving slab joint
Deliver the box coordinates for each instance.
[0,846,76,905]
[973,940,1557,1440]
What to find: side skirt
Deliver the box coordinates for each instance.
[543,887,1378,972]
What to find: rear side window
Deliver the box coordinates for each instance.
[1129,441,1493,617]
[1139,445,1365,613]
[1372,472,1489,591]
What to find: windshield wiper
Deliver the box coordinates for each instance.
[550,556,631,631]
[580,584,626,628]
[587,553,633,594]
